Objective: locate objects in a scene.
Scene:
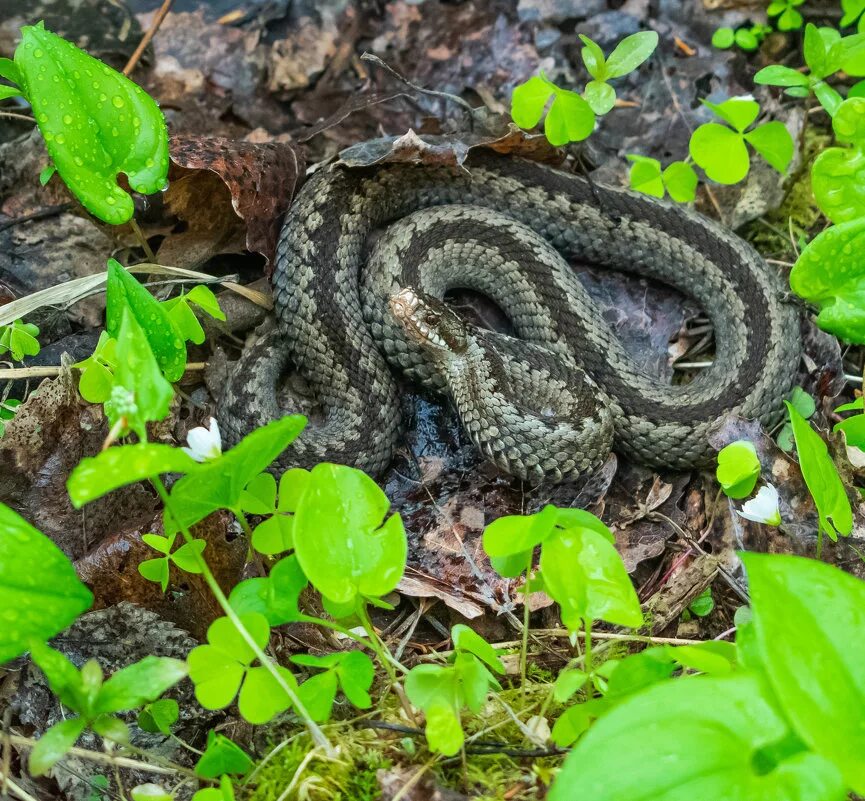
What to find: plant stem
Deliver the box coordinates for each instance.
[584,619,593,676]
[356,602,401,685]
[520,552,533,692]
[152,479,334,755]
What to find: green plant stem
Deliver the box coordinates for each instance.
[356,602,405,682]
[152,478,334,756]
[584,618,593,676]
[520,553,533,692]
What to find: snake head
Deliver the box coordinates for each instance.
[389,287,468,356]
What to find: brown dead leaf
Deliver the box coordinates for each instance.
[166,134,304,269]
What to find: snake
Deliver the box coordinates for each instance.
[219,148,801,483]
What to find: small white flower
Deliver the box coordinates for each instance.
[182,417,222,462]
[737,484,781,526]
[733,93,755,102]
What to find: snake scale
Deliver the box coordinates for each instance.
[219,149,801,482]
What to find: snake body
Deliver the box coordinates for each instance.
[220,150,801,481]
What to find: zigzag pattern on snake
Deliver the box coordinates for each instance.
[219,150,801,482]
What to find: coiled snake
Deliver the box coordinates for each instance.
[220,150,801,482]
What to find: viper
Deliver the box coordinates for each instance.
[219,149,801,482]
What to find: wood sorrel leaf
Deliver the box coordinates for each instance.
[14,22,168,224]
[0,504,92,664]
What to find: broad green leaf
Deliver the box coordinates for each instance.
[29,642,86,710]
[583,79,615,115]
[842,30,865,75]
[777,7,803,31]
[703,98,760,132]
[483,504,559,558]
[167,416,306,531]
[753,65,810,88]
[138,698,179,734]
[579,35,607,80]
[603,647,677,698]
[743,552,865,794]
[785,401,852,541]
[689,123,750,184]
[228,555,308,625]
[0,320,40,361]
[0,504,92,664]
[553,668,589,702]
[668,641,737,674]
[540,523,642,630]
[293,464,406,604]
[452,624,505,674]
[30,717,87,776]
[790,218,865,341]
[94,656,187,714]
[68,444,197,507]
[74,330,116,403]
[186,285,225,320]
[627,155,664,198]
[296,670,338,722]
[454,651,499,712]
[510,75,553,129]
[743,122,794,173]
[92,715,129,744]
[105,260,186,382]
[735,28,760,50]
[545,89,596,145]
[604,31,658,78]
[814,81,843,116]
[424,701,464,756]
[131,783,173,801]
[804,23,829,77]
[14,23,168,225]
[237,665,296,724]
[549,673,846,801]
[661,161,697,202]
[195,732,253,779]
[834,411,865,447]
[716,440,761,499]
[164,297,205,345]
[843,0,865,30]
[0,57,21,85]
[811,146,865,224]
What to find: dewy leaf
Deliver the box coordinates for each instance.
[604,30,659,78]
[743,552,865,794]
[753,65,810,88]
[811,99,865,224]
[689,123,750,184]
[105,260,186,382]
[785,401,852,541]
[545,89,595,145]
[293,464,406,604]
[510,75,554,129]
[0,504,93,664]
[540,523,642,630]
[583,79,616,115]
[743,122,794,174]
[716,440,761,499]
[790,218,865,341]
[14,23,169,225]
[548,673,846,801]
[578,35,607,80]
[68,444,198,507]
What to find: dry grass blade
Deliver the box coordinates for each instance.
[0,263,271,326]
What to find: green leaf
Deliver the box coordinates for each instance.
[753,65,810,88]
[138,558,169,592]
[92,715,129,744]
[548,674,846,801]
[164,297,205,346]
[545,88,596,146]
[711,28,735,49]
[583,80,616,115]
[814,81,844,116]
[131,783,173,801]
[627,155,664,198]
[237,665,296,724]
[138,698,179,734]
[14,23,168,225]
[292,650,374,718]
[703,98,760,132]
[579,35,607,80]
[689,123,750,184]
[510,75,553,129]
[540,523,642,630]
[0,504,93,664]
[790,219,865,341]
[804,23,829,77]
[105,260,186,383]
[687,586,715,617]
[735,28,760,51]
[228,555,308,625]
[195,732,253,779]
[743,552,865,794]
[74,331,117,404]
[30,642,87,710]
[785,401,852,541]
[604,31,658,79]
[661,161,697,202]
[293,464,406,605]
[842,0,865,29]
[553,668,589,702]
[777,7,803,31]
[716,440,761,499]
[30,717,87,776]
[167,416,306,531]
[841,30,865,75]
[68,444,197,507]
[452,624,505,674]
[483,504,559,559]
[186,285,225,320]
[0,319,40,361]
[170,539,206,573]
[94,656,187,714]
[38,164,55,185]
[668,641,737,674]
[743,122,794,173]
[0,57,22,85]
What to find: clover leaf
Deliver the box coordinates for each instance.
[689,98,793,184]
[716,440,761,499]
[627,156,697,202]
[228,555,308,625]
[0,319,40,361]
[292,464,406,606]
[511,73,595,145]
[239,468,310,555]
[13,22,168,224]
[292,650,374,722]
[74,330,117,403]
[139,532,206,592]
[195,732,253,779]
[162,285,226,346]
[768,0,805,31]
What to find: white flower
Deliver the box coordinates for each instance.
[737,484,781,526]
[182,417,221,462]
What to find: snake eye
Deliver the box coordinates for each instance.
[425,312,440,326]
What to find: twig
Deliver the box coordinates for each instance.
[0,773,40,801]
[0,363,206,380]
[123,0,174,75]
[0,112,35,124]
